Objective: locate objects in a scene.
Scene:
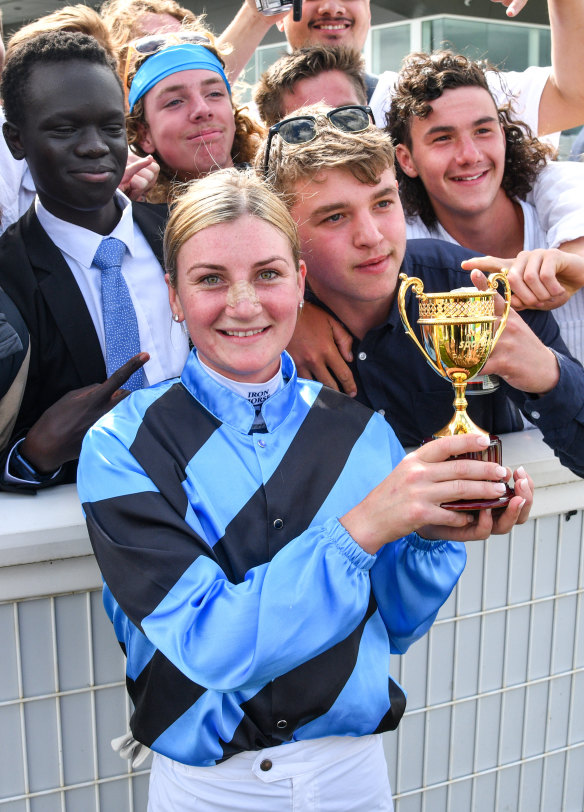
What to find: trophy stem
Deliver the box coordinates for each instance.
[453,374,468,415]
[434,371,490,438]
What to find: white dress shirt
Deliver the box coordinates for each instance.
[36,192,189,386]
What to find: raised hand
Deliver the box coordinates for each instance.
[462,250,584,311]
[119,154,160,202]
[20,353,149,473]
[489,0,530,17]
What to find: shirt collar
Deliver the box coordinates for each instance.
[180,350,298,434]
[35,190,136,269]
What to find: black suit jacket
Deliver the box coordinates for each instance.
[0,201,168,487]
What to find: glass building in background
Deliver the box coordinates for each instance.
[244,12,551,84]
[240,9,578,156]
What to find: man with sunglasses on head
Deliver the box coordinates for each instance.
[0,31,189,492]
[260,103,584,477]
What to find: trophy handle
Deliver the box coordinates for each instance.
[398,274,444,377]
[486,270,511,351]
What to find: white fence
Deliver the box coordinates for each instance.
[1,430,583,811]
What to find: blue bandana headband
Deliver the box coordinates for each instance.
[128,43,231,113]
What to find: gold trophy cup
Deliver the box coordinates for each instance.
[398,271,513,510]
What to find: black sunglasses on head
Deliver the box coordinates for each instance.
[262,105,375,176]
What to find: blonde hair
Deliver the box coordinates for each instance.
[164,169,301,286]
[124,24,265,203]
[258,103,395,204]
[100,0,199,55]
[6,5,114,58]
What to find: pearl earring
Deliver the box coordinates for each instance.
[298,301,304,311]
[172,313,180,322]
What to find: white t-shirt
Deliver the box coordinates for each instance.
[0,109,35,235]
[405,199,546,249]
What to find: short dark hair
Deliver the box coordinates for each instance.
[386,50,554,227]
[254,45,368,127]
[1,31,121,128]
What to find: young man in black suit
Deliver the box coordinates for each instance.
[0,31,188,491]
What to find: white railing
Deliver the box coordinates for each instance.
[1,430,583,811]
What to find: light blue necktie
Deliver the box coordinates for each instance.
[94,237,144,391]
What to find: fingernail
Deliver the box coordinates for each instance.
[476,435,490,447]
[495,466,507,478]
[494,482,506,494]
[518,498,526,510]
[517,466,527,478]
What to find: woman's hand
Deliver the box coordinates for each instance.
[340,434,533,555]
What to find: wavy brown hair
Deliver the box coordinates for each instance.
[386,50,555,227]
[124,24,265,203]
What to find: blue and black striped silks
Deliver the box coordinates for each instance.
[78,351,466,767]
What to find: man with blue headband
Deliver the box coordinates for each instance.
[128,42,231,113]
[0,31,189,492]
[126,38,263,201]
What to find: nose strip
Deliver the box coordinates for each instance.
[226,279,261,309]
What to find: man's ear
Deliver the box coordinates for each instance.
[3,121,26,161]
[136,123,156,155]
[395,143,419,178]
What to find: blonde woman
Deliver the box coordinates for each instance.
[78,169,532,811]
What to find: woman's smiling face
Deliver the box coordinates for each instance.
[168,214,306,382]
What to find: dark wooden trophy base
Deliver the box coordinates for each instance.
[424,434,514,511]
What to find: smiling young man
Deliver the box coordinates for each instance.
[387,50,584,361]
[261,104,584,476]
[0,31,188,490]
[388,52,555,259]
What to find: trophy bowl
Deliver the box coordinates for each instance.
[398,271,514,511]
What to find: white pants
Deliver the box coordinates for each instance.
[147,734,394,812]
